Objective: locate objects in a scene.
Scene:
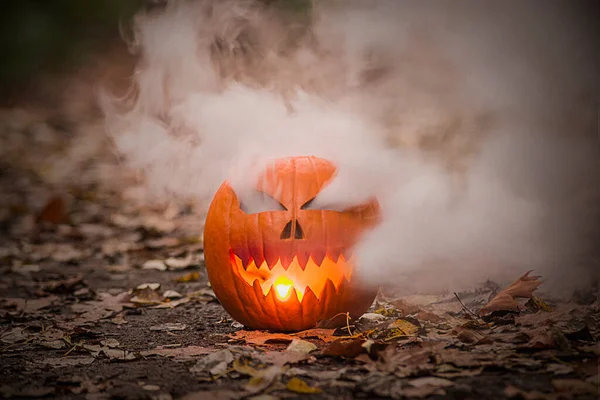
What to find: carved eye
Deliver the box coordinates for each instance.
[240,190,286,214]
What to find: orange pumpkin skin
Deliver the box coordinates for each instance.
[204,156,380,332]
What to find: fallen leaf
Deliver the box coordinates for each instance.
[39,340,65,349]
[229,330,294,346]
[130,287,164,305]
[101,338,120,348]
[416,310,443,323]
[286,339,317,354]
[140,346,213,360]
[408,377,454,388]
[391,299,421,316]
[526,296,553,312]
[162,290,183,299]
[175,272,201,283]
[480,271,544,315]
[101,347,137,361]
[286,377,322,394]
[461,320,489,330]
[388,319,419,336]
[3,296,59,314]
[149,323,188,332]
[37,196,68,224]
[256,350,312,367]
[292,328,338,343]
[361,339,389,360]
[111,313,128,325]
[244,365,282,394]
[165,254,195,270]
[190,350,234,376]
[136,283,161,290]
[1,327,29,344]
[71,292,130,323]
[41,356,95,367]
[152,297,191,309]
[456,328,483,344]
[359,313,387,322]
[41,275,84,294]
[142,260,167,271]
[322,338,366,358]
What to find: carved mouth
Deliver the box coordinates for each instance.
[230,249,354,302]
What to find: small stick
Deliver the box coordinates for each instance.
[454,292,480,319]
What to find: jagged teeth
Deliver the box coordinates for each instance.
[231,250,355,301]
[232,249,353,271]
[296,252,310,270]
[264,248,279,270]
[249,247,264,271]
[280,254,294,269]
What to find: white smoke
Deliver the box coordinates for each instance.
[103,0,599,296]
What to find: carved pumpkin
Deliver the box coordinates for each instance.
[203,156,380,332]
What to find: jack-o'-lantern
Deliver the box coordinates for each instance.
[203,156,380,332]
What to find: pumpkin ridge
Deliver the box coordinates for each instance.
[252,279,272,326]
[228,196,255,326]
[266,285,286,331]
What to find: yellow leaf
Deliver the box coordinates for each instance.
[388,319,419,336]
[287,377,322,394]
[175,271,200,282]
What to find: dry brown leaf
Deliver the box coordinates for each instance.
[229,330,294,346]
[256,350,312,367]
[391,299,421,315]
[71,292,131,323]
[3,296,59,314]
[140,346,214,360]
[322,338,366,358]
[37,196,68,224]
[480,271,544,315]
[292,328,338,343]
[416,310,443,323]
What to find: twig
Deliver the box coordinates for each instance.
[454,292,480,319]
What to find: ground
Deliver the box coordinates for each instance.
[0,48,599,400]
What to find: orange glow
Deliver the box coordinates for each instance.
[274,275,293,301]
[231,253,354,302]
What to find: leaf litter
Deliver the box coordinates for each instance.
[1,108,598,399]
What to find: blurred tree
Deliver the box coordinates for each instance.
[0,0,142,90]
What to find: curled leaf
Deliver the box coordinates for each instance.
[480,271,544,315]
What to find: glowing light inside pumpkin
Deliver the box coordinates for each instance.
[231,252,354,302]
[274,275,293,301]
